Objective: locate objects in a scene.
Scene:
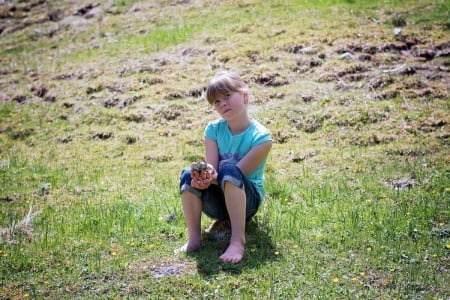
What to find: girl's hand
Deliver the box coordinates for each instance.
[191,162,216,190]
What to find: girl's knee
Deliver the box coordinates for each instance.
[180,168,192,183]
[217,165,244,190]
[179,168,193,191]
[217,165,241,179]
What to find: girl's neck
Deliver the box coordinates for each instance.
[228,115,251,135]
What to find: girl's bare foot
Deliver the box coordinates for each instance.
[219,241,245,263]
[174,240,201,254]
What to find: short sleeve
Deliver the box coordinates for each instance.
[252,121,272,146]
[204,119,219,141]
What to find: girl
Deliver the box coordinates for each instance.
[177,71,272,263]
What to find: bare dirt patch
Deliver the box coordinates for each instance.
[130,257,196,279]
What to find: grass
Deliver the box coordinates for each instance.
[1,0,449,298]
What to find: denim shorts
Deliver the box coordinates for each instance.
[180,164,261,220]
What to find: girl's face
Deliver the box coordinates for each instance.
[212,91,248,121]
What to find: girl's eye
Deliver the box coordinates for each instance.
[213,93,232,106]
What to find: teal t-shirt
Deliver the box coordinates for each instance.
[204,118,271,200]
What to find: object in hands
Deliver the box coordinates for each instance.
[191,161,212,172]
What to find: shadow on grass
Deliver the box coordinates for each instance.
[187,217,277,277]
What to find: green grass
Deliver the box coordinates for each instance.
[1,0,449,298]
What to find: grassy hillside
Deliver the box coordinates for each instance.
[1,0,449,298]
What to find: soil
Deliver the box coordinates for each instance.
[0,0,448,174]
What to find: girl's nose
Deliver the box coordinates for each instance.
[218,99,228,107]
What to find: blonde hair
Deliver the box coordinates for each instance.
[206,71,248,105]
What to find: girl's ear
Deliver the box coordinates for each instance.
[243,91,249,103]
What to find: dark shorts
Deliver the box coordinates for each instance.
[180,164,261,220]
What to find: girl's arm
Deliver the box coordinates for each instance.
[205,137,219,171]
[204,137,219,184]
[236,140,273,175]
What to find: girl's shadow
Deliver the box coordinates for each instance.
[187,217,277,277]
